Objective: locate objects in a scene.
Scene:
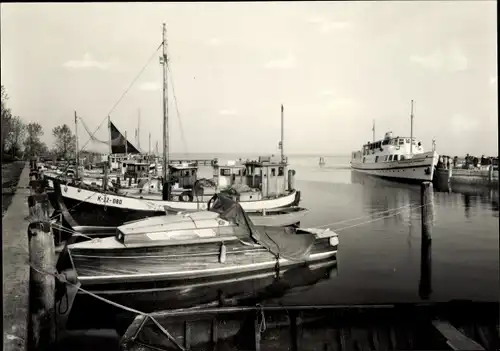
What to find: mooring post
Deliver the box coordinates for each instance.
[28,221,56,351]
[28,181,50,223]
[419,181,433,299]
[420,182,433,241]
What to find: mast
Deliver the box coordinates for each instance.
[161,22,169,181]
[149,132,151,156]
[107,115,112,167]
[410,100,414,156]
[74,111,79,178]
[372,120,375,143]
[280,104,284,163]
[137,108,141,151]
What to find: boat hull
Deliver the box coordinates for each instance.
[58,236,338,323]
[351,151,438,182]
[53,181,301,227]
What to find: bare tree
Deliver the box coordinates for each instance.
[5,116,26,158]
[1,85,13,156]
[52,124,76,160]
[24,122,47,158]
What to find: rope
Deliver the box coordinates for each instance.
[320,202,432,233]
[28,263,186,351]
[79,42,164,154]
[315,202,419,228]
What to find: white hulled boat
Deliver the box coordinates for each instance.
[350,101,439,182]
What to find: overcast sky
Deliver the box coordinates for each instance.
[1,2,497,156]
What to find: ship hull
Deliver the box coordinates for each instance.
[53,181,301,227]
[351,151,439,182]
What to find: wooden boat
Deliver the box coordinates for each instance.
[350,101,439,182]
[119,302,498,351]
[55,194,338,315]
[51,175,301,227]
[55,203,310,244]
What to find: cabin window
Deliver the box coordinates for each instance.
[406,138,410,144]
[382,140,389,145]
[398,139,404,145]
[220,168,231,176]
[192,170,196,176]
[394,155,399,161]
[375,156,379,163]
[389,155,393,161]
[271,168,276,176]
[184,170,190,176]
[384,155,388,161]
[400,155,406,160]
[278,167,284,176]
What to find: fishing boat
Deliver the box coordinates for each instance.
[56,193,339,314]
[350,101,439,182]
[50,28,301,224]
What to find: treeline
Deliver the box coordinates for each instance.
[1,85,77,163]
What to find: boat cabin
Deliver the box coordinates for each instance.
[213,156,289,199]
[353,131,424,164]
[124,161,151,179]
[169,164,198,189]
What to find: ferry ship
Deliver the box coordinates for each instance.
[350,101,439,182]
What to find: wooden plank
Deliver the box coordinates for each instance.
[432,320,485,351]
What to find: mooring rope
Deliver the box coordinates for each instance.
[316,202,433,232]
[28,262,187,351]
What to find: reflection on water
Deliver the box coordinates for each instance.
[131,155,498,309]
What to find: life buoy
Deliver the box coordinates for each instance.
[179,191,193,202]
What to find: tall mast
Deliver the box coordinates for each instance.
[149,132,151,156]
[372,120,375,143]
[280,104,284,163]
[161,22,169,181]
[74,111,79,178]
[137,108,141,151]
[108,116,112,166]
[410,100,414,156]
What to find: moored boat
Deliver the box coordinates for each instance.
[56,194,338,314]
[350,101,439,182]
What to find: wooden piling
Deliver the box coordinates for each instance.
[28,221,56,351]
[419,182,433,300]
[420,182,433,241]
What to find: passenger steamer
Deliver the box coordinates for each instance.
[350,101,439,182]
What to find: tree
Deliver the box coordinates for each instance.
[52,124,76,160]
[24,122,47,158]
[1,85,13,156]
[4,116,26,158]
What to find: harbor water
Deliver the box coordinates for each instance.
[188,153,499,305]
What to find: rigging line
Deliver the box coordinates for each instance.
[77,116,108,145]
[79,41,164,153]
[327,202,432,233]
[166,51,189,156]
[315,202,419,228]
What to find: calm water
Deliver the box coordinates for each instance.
[184,153,499,305]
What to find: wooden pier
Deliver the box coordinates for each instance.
[3,163,31,351]
[434,165,499,188]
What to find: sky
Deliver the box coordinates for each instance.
[1,2,497,156]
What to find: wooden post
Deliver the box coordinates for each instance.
[488,165,493,184]
[28,217,56,350]
[419,182,433,300]
[420,182,433,241]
